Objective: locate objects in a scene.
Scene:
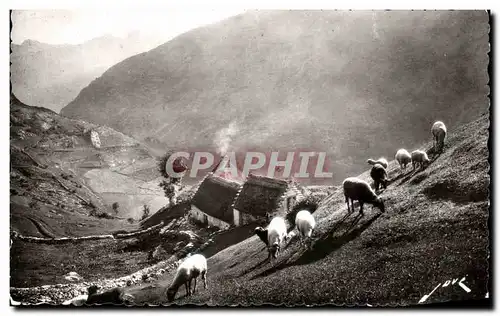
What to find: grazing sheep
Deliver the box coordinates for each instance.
[167,254,208,301]
[62,294,88,306]
[254,226,268,246]
[395,149,412,172]
[370,164,389,191]
[295,210,316,248]
[367,158,389,169]
[85,285,133,305]
[431,121,447,152]
[411,150,430,170]
[343,177,385,215]
[63,286,98,306]
[267,217,288,262]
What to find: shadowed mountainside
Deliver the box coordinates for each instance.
[61,10,489,185]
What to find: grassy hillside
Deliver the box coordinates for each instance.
[61,10,489,185]
[10,94,168,232]
[125,113,489,306]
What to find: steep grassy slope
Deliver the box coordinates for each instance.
[126,113,489,306]
[61,10,489,185]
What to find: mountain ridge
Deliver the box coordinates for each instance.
[10,33,166,113]
[60,10,489,185]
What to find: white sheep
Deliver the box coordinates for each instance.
[167,254,208,301]
[367,157,389,169]
[343,177,385,215]
[295,210,316,249]
[267,216,288,262]
[395,149,412,172]
[411,150,430,170]
[431,121,447,152]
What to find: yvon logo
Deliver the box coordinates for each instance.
[418,276,471,304]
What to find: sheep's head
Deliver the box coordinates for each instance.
[269,242,280,259]
[374,198,385,213]
[254,227,265,234]
[167,287,177,302]
[87,285,99,296]
[121,293,135,305]
[254,227,268,245]
[382,179,388,189]
[421,154,431,168]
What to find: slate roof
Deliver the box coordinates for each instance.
[232,174,292,217]
[191,173,242,224]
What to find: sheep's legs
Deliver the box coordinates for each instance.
[193,277,197,294]
[359,202,364,215]
[305,236,313,250]
[201,271,208,289]
[185,282,190,297]
[345,195,350,212]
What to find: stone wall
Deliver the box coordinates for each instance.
[11,221,164,245]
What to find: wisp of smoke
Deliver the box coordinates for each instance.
[215,121,239,155]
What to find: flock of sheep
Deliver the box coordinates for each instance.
[64,121,447,304]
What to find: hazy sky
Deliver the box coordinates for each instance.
[11,9,245,45]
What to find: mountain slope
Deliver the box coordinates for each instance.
[10,93,167,238]
[61,10,489,185]
[10,33,165,113]
[9,94,177,289]
[125,113,490,306]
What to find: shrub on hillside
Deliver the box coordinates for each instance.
[286,195,321,228]
[141,205,150,221]
[112,202,120,214]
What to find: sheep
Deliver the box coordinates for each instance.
[343,177,385,215]
[62,286,98,306]
[85,285,133,305]
[62,294,88,306]
[167,254,208,301]
[254,226,268,246]
[295,210,316,249]
[411,150,430,171]
[267,216,288,262]
[370,164,389,192]
[431,121,447,152]
[395,149,412,172]
[367,157,389,169]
